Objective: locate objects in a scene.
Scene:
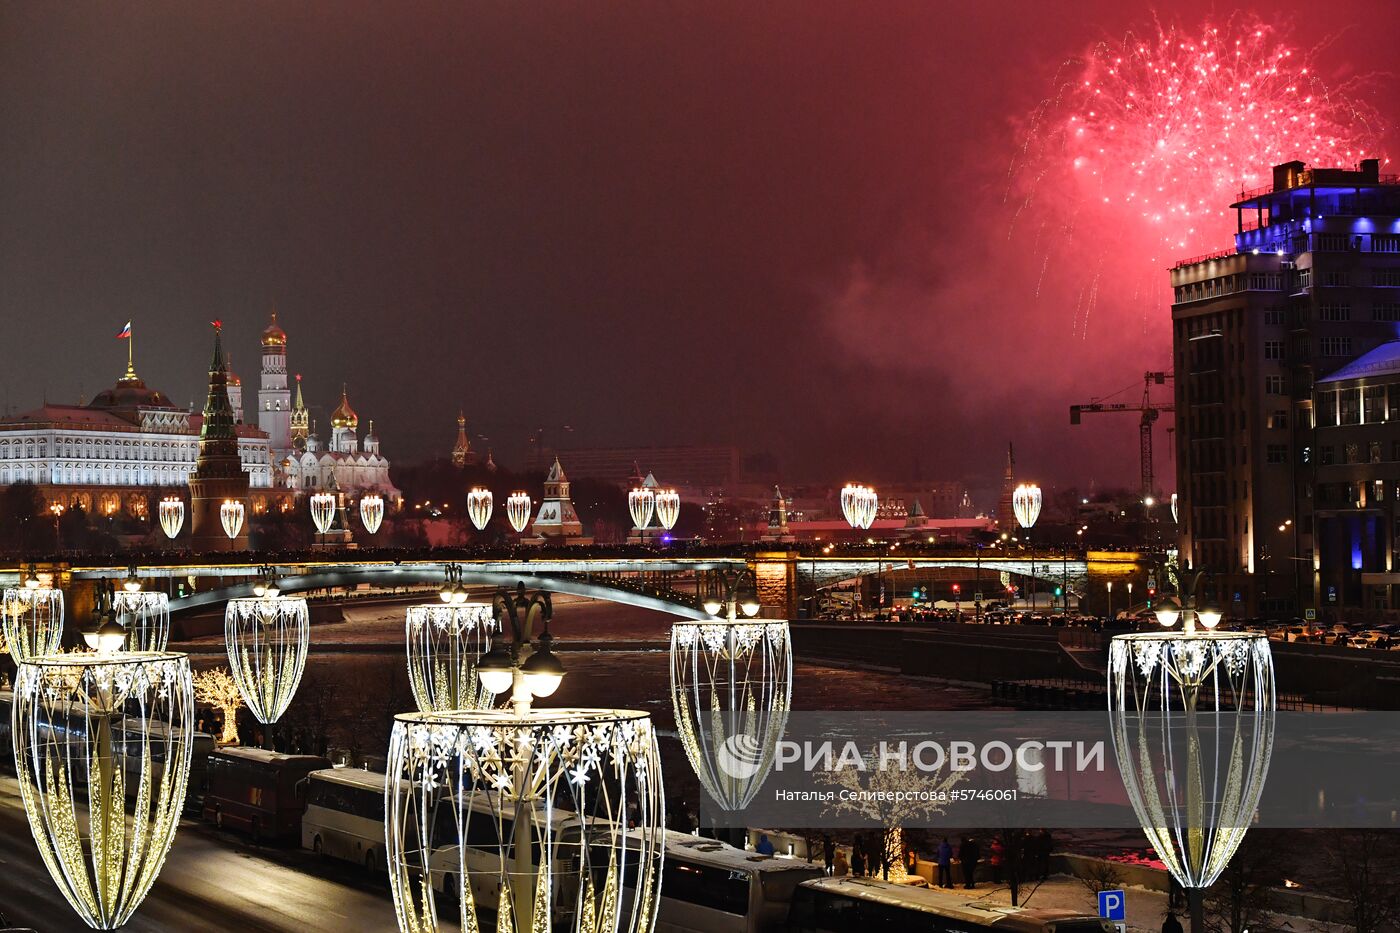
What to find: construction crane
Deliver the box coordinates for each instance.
[1069,371,1175,501]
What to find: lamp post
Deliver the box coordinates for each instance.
[505,490,532,533]
[404,601,496,712]
[225,595,309,748]
[113,572,171,653]
[1106,580,1113,622]
[49,502,65,550]
[220,499,245,540]
[310,491,337,535]
[359,493,384,534]
[2,574,64,663]
[655,488,681,532]
[159,495,185,539]
[1109,571,1274,933]
[840,483,878,530]
[629,483,656,542]
[466,486,493,532]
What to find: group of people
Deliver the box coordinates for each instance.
[816,829,1056,888]
[820,833,888,878]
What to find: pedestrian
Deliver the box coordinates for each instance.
[1168,873,1185,910]
[851,845,866,879]
[1162,912,1184,933]
[865,836,881,877]
[937,837,953,888]
[990,836,1004,884]
[833,848,849,877]
[822,835,836,876]
[756,834,776,856]
[959,835,980,889]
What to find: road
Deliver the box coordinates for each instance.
[0,775,454,933]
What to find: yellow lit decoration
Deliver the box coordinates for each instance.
[627,486,655,530]
[14,652,194,930]
[1012,483,1042,530]
[219,499,245,539]
[654,489,681,531]
[506,491,532,533]
[840,484,878,530]
[386,708,664,933]
[113,591,171,653]
[361,494,386,534]
[670,619,791,811]
[467,487,493,531]
[405,604,497,712]
[2,586,65,663]
[310,492,337,535]
[224,597,309,724]
[158,497,184,539]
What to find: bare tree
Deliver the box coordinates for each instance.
[1204,834,1281,933]
[193,667,245,745]
[1077,859,1123,898]
[1327,829,1400,933]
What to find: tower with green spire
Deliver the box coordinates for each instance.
[189,321,251,551]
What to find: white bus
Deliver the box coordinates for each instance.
[302,767,391,873]
[788,877,1116,933]
[656,833,824,933]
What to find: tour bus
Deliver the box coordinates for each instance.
[202,747,331,844]
[787,877,1116,933]
[301,767,395,873]
[121,716,216,815]
[656,833,824,933]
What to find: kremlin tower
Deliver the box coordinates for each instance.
[189,322,250,552]
[290,374,309,450]
[996,442,1016,530]
[451,410,475,467]
[258,310,291,452]
[528,457,588,543]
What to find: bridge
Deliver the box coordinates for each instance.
[2,546,1150,621]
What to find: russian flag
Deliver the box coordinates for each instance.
[115,321,132,339]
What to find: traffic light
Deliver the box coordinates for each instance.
[952,583,961,595]
[1055,586,1063,597]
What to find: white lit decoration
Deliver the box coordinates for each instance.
[628,485,656,530]
[386,707,664,933]
[1171,492,1180,524]
[360,493,385,534]
[506,491,532,533]
[310,492,337,535]
[114,591,171,653]
[2,587,64,663]
[1108,628,1274,908]
[14,652,194,929]
[158,496,184,539]
[405,604,496,712]
[654,489,681,531]
[220,499,245,539]
[670,619,792,810]
[224,597,310,724]
[840,483,878,530]
[467,486,493,531]
[1013,483,1043,530]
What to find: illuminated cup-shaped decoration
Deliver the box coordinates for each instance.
[670,619,792,811]
[840,483,878,530]
[310,492,337,535]
[466,487,493,531]
[159,496,185,539]
[114,590,171,652]
[405,604,496,712]
[224,597,309,724]
[1013,483,1043,530]
[360,494,385,534]
[1108,631,1275,892]
[506,491,532,533]
[220,499,245,540]
[2,587,64,663]
[654,489,681,531]
[387,707,664,933]
[628,486,656,530]
[1170,492,1179,524]
[14,652,194,929]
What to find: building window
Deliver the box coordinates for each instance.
[1315,234,1350,252]
[1371,441,1383,464]
[1319,303,1351,321]
[1340,389,1361,425]
[1345,443,1361,465]
[1264,307,1284,325]
[1375,269,1400,287]
[1266,444,1288,464]
[1266,375,1286,395]
[1268,409,1288,429]
[1263,340,1284,360]
[1374,235,1400,253]
[1298,267,1313,288]
[1319,336,1353,357]
[1374,303,1400,322]
[1364,386,1386,422]
[1393,440,1400,462]
[1316,390,1338,427]
[1321,271,1350,287]
[1320,445,1335,465]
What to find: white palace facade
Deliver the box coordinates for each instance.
[0,314,398,519]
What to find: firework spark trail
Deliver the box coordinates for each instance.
[1012,13,1385,339]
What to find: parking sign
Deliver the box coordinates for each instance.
[1098,889,1126,922]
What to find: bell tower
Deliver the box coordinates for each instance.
[258,310,292,452]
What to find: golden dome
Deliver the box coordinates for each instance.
[331,385,358,428]
[261,310,287,348]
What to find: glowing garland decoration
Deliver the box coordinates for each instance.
[360,494,385,534]
[158,497,184,539]
[2,587,64,663]
[467,487,493,531]
[840,484,878,530]
[224,597,310,725]
[1171,492,1180,524]
[405,604,497,713]
[114,591,171,653]
[14,652,194,930]
[219,499,244,540]
[1013,483,1043,530]
[1108,630,1275,891]
[654,489,681,531]
[628,486,656,530]
[310,492,337,535]
[506,491,532,533]
[386,708,665,933]
[670,619,792,811]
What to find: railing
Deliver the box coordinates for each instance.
[1236,172,1400,202]
[1170,247,1239,270]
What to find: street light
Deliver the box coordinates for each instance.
[466,486,493,531]
[81,583,128,653]
[13,648,194,929]
[506,490,532,533]
[1109,569,1275,933]
[159,495,185,539]
[655,488,681,531]
[405,602,497,712]
[474,582,564,714]
[629,484,656,535]
[224,596,310,741]
[1012,483,1042,529]
[114,589,172,653]
[310,491,337,535]
[2,581,64,663]
[840,483,878,530]
[437,563,469,604]
[220,499,245,539]
[359,493,385,534]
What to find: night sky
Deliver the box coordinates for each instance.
[1,2,1395,494]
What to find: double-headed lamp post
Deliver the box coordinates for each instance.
[475,582,565,716]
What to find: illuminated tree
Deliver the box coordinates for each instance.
[193,666,246,745]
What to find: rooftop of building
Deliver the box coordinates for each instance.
[1316,340,1400,384]
[1232,158,1397,209]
